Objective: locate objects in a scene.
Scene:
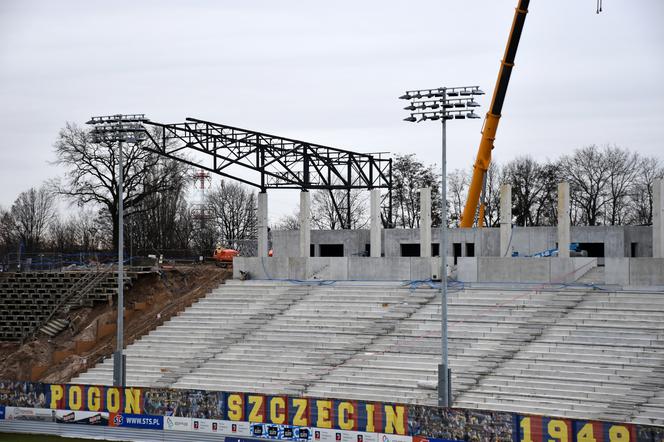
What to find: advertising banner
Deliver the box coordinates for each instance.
[190,418,252,436]
[109,412,163,430]
[1,379,663,442]
[47,384,143,415]
[379,433,413,442]
[164,415,193,432]
[307,427,384,442]
[4,406,55,422]
[54,409,108,425]
[251,422,314,440]
[413,438,463,442]
[515,415,636,442]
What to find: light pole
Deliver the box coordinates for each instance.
[399,86,483,407]
[87,114,148,387]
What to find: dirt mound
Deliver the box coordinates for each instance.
[0,265,229,383]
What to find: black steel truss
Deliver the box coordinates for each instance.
[141,117,393,228]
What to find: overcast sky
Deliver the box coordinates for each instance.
[1,0,663,223]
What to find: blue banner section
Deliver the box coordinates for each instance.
[0,405,5,420]
[110,413,163,430]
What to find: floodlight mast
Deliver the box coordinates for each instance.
[86,114,147,388]
[399,86,483,408]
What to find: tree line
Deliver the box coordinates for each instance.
[1,122,661,260]
[450,145,663,228]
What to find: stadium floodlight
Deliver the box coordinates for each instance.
[86,113,148,389]
[399,85,483,408]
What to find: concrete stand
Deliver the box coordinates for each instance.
[500,184,512,257]
[654,179,664,258]
[557,182,570,258]
[257,191,268,257]
[370,189,382,257]
[420,187,432,257]
[299,191,311,258]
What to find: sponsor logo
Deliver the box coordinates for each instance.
[110,413,162,430]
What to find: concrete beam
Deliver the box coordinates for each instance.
[299,191,311,258]
[654,179,664,258]
[370,189,382,257]
[420,187,431,257]
[500,184,512,257]
[257,192,268,257]
[557,182,570,258]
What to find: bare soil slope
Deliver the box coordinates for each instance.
[0,265,229,383]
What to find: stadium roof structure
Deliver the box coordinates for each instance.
[140,117,393,229]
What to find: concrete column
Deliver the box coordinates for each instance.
[557,182,571,258]
[420,187,432,257]
[299,191,311,258]
[257,191,269,257]
[370,189,382,257]
[654,179,664,258]
[500,184,512,257]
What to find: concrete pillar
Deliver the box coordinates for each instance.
[420,187,432,257]
[299,191,311,258]
[500,184,512,257]
[654,179,664,258]
[557,182,571,258]
[370,189,382,257]
[257,191,268,257]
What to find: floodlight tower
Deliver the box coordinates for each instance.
[86,114,148,388]
[399,86,483,407]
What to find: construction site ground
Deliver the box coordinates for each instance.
[0,265,229,384]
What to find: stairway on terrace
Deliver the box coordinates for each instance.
[0,271,130,341]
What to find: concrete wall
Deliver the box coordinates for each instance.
[605,258,664,286]
[623,226,653,257]
[272,230,372,258]
[271,225,653,259]
[457,257,597,284]
[233,256,454,281]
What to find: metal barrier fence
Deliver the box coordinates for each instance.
[2,241,264,272]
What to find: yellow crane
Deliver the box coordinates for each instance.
[460,0,529,227]
[460,0,603,227]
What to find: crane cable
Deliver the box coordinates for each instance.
[596,0,603,14]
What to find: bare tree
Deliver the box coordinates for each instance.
[311,190,368,230]
[274,208,301,230]
[482,161,503,227]
[126,159,191,253]
[7,186,56,252]
[559,145,611,226]
[629,156,664,225]
[601,146,641,225]
[48,216,79,252]
[504,157,541,226]
[207,180,258,241]
[75,210,102,252]
[392,154,442,228]
[447,169,469,227]
[53,122,187,247]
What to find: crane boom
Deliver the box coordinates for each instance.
[459,0,529,227]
